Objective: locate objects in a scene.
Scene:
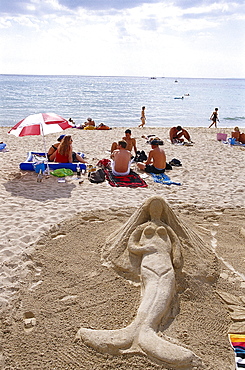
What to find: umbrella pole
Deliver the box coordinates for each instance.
[41,125,50,175]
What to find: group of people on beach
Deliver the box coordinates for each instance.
[47,124,193,178]
[46,102,243,180]
[69,117,111,130]
[138,106,222,129]
[110,129,167,176]
[68,105,219,132]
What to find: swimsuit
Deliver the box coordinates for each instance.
[112,160,131,176]
[55,152,69,163]
[145,165,165,174]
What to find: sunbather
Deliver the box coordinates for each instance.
[54,135,87,163]
[137,139,166,174]
[232,127,245,144]
[47,134,65,161]
[111,129,137,154]
[110,140,132,176]
[169,126,192,144]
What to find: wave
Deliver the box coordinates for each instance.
[223,117,245,121]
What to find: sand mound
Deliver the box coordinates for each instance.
[2,203,245,369]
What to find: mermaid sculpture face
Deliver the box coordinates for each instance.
[148,199,163,222]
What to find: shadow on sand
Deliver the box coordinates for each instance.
[4,172,76,201]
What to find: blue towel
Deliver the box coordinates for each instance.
[151,173,181,186]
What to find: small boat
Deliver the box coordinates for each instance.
[20,152,86,172]
[150,77,157,79]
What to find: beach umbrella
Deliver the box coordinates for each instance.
[8,112,73,174]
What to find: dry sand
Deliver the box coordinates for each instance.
[0,126,245,369]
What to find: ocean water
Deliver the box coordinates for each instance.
[0,74,244,128]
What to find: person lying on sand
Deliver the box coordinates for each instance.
[110,140,132,176]
[137,139,166,174]
[52,135,87,163]
[96,123,111,130]
[142,134,163,144]
[111,129,137,154]
[169,126,192,144]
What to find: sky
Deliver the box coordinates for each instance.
[0,0,245,78]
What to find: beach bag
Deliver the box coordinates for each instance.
[97,158,111,169]
[216,133,227,141]
[88,169,105,183]
[169,158,182,167]
[51,168,74,177]
[134,150,147,162]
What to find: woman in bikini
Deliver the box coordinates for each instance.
[138,106,146,128]
[47,134,65,161]
[209,107,219,128]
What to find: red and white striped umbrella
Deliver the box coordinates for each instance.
[8,113,73,174]
[8,112,72,137]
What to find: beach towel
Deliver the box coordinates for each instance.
[151,172,181,186]
[103,169,148,188]
[229,334,245,369]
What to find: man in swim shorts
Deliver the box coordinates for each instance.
[136,139,166,173]
[110,140,132,176]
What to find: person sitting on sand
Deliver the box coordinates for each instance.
[136,139,166,174]
[83,117,96,130]
[111,129,137,155]
[232,127,245,144]
[110,140,132,176]
[169,126,192,144]
[54,135,87,163]
[47,134,65,161]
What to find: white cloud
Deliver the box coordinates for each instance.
[0,0,244,77]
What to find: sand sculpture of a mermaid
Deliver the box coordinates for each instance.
[76,196,218,368]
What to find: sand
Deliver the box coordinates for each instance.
[0,126,245,369]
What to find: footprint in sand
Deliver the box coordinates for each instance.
[23,311,36,333]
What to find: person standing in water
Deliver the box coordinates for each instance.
[209,108,219,128]
[139,106,146,127]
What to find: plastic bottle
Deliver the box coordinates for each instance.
[37,169,43,182]
[76,164,81,178]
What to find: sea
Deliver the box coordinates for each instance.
[0,74,244,128]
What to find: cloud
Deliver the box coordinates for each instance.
[0,0,244,78]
